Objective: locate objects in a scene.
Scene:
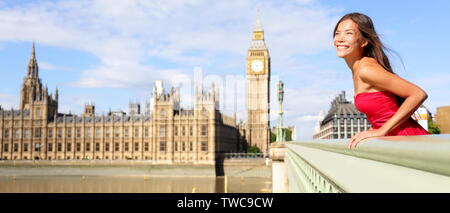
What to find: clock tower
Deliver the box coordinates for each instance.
[246,12,270,154]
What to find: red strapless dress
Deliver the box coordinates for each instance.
[354,91,430,136]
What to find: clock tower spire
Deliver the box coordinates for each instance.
[246,10,270,154]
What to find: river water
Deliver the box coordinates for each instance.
[0,176,272,193]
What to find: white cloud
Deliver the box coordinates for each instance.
[296,115,322,122]
[39,61,72,72]
[296,0,316,5]
[69,64,186,89]
[0,0,341,88]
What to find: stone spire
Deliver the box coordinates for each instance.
[250,9,267,49]
[32,41,36,58]
[55,86,59,101]
[254,7,263,32]
[28,41,39,78]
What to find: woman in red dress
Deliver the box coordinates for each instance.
[333,13,430,149]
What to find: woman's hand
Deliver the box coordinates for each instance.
[348,128,386,149]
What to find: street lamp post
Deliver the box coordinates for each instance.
[276,81,286,142]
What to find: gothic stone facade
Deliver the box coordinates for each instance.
[0,44,243,164]
[0,14,271,160]
[246,14,270,154]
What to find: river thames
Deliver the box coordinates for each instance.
[0,163,272,193]
[0,176,271,193]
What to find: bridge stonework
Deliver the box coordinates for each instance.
[271,135,450,193]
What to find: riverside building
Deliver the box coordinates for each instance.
[0,44,244,164]
[436,106,450,134]
[313,91,371,139]
[0,14,273,162]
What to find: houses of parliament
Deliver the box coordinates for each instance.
[0,15,271,164]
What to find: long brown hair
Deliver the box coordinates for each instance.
[333,12,395,74]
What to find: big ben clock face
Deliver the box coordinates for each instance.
[251,60,264,73]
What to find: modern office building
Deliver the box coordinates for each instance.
[411,105,433,131]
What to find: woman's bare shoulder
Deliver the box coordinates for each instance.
[358,57,388,78]
[359,57,379,68]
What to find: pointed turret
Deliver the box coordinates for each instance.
[250,9,267,50]
[44,85,48,103]
[55,87,59,101]
[32,41,36,58]
[28,41,39,78]
[254,7,263,32]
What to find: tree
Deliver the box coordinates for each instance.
[271,128,293,142]
[285,128,292,141]
[247,146,262,153]
[270,132,276,143]
[428,119,440,134]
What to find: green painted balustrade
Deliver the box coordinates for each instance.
[283,134,450,193]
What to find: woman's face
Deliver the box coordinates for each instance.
[333,19,366,59]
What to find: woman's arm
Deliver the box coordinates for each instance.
[348,58,428,148]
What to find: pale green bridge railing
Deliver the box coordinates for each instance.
[270,134,450,193]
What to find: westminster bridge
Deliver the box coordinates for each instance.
[270,134,450,193]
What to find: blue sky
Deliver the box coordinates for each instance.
[1,0,449,140]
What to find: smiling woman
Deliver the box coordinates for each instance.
[333,13,430,149]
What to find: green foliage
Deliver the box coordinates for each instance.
[428,120,440,134]
[270,132,276,143]
[271,128,293,142]
[285,128,292,141]
[247,146,262,153]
